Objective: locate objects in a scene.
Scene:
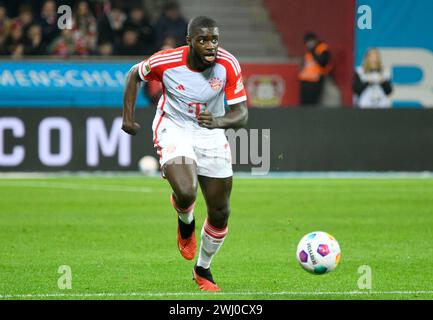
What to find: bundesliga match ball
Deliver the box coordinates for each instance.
[296,231,341,274]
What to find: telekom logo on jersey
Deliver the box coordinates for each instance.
[187,102,207,117]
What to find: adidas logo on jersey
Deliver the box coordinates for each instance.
[176,84,185,91]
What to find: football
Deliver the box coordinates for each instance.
[296,231,341,274]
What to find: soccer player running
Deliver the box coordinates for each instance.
[122,16,248,291]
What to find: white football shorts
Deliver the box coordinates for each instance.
[152,113,233,178]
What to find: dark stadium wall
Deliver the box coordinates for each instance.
[245,108,433,172]
[263,0,356,106]
[1,108,433,172]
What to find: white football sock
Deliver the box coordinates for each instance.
[170,194,195,224]
[197,219,228,269]
[179,211,194,224]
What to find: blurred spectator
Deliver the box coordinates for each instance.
[24,23,47,55]
[97,41,113,56]
[92,0,112,21]
[126,5,155,55]
[49,29,88,57]
[0,0,189,58]
[0,3,11,54]
[73,0,97,54]
[13,4,34,35]
[298,32,332,106]
[116,27,147,55]
[97,3,126,48]
[160,36,176,50]
[40,0,60,46]
[3,20,25,57]
[154,1,187,48]
[353,48,393,108]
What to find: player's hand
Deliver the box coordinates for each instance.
[121,120,141,135]
[197,110,219,129]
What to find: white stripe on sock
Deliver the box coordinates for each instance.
[197,223,227,269]
[178,211,194,224]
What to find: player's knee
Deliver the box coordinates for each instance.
[208,206,231,228]
[174,187,197,209]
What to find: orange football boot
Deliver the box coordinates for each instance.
[177,223,196,260]
[192,264,221,292]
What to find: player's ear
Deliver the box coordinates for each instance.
[186,35,192,47]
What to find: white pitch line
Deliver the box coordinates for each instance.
[0,181,154,193]
[1,291,433,299]
[0,181,431,195]
[2,171,433,179]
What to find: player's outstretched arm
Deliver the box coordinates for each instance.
[197,101,248,129]
[122,67,141,136]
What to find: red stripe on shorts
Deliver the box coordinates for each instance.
[153,85,166,157]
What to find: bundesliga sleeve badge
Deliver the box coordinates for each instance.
[143,60,151,76]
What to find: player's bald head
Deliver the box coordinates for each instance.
[187,16,218,37]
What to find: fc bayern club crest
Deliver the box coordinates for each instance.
[209,77,223,91]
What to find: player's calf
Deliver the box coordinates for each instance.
[207,206,231,229]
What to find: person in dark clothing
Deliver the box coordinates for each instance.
[3,20,24,57]
[154,1,187,48]
[39,0,59,47]
[115,26,147,56]
[97,3,126,49]
[24,23,47,55]
[0,3,11,55]
[353,48,393,108]
[298,32,332,106]
[13,4,34,36]
[73,0,98,54]
[126,5,155,55]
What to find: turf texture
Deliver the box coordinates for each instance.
[0,176,432,300]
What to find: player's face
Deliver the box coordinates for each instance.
[191,27,219,66]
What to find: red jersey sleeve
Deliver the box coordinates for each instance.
[136,47,186,82]
[218,49,247,105]
[136,58,161,82]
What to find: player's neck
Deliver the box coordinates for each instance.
[187,48,209,72]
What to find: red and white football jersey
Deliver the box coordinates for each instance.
[135,46,247,129]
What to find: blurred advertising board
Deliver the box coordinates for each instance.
[0,61,149,107]
[242,63,300,107]
[0,60,299,108]
[1,108,433,172]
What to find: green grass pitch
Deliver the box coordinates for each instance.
[1,176,433,300]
